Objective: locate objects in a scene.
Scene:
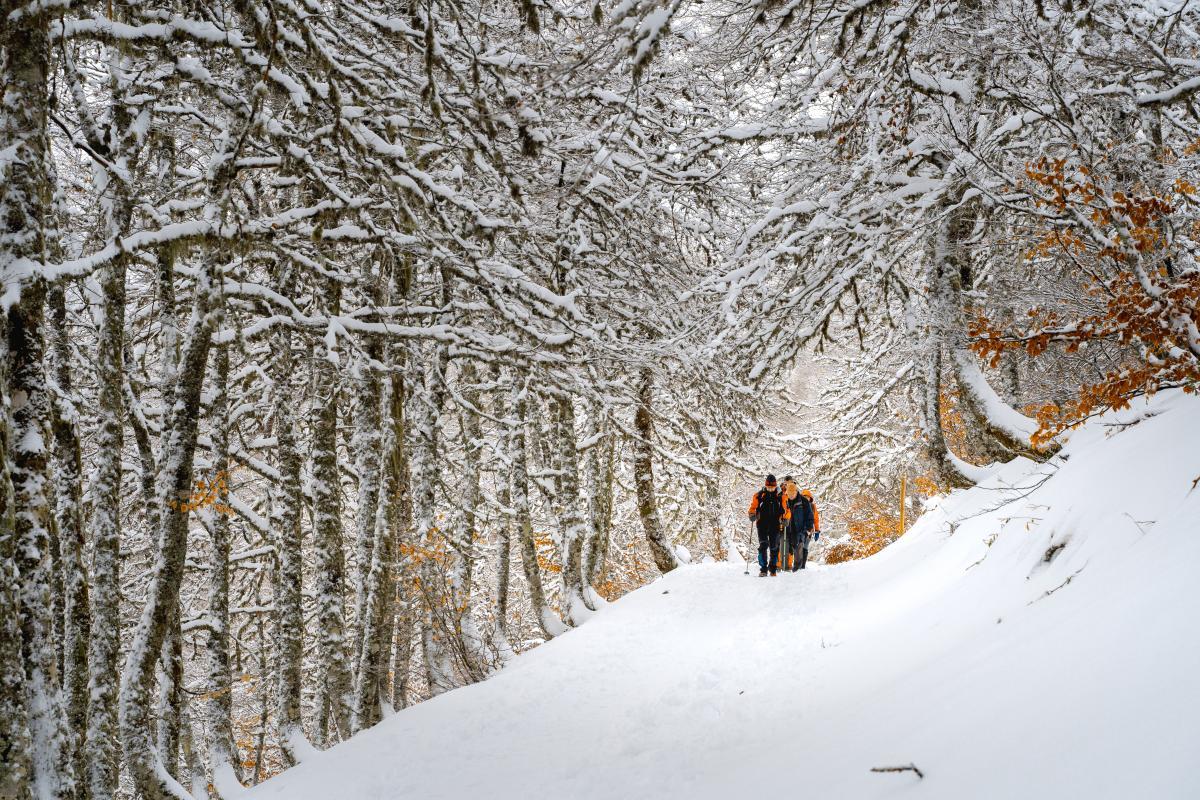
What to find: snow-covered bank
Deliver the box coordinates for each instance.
[248,392,1200,800]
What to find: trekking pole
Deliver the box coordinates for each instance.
[744,520,753,575]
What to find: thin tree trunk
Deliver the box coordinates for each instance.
[206,344,242,794]
[412,342,456,695]
[382,366,413,705]
[555,394,593,622]
[179,705,208,800]
[386,262,415,712]
[156,619,184,782]
[705,467,730,563]
[509,380,564,639]
[312,279,350,746]
[0,304,32,800]
[351,372,389,733]
[452,364,488,678]
[48,285,91,798]
[268,324,306,763]
[390,576,415,710]
[0,312,31,800]
[123,367,158,512]
[633,370,678,574]
[584,408,615,587]
[350,351,383,689]
[86,164,135,800]
[496,477,513,631]
[86,259,127,800]
[252,619,270,786]
[348,255,389,715]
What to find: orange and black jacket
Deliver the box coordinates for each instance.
[748,487,790,526]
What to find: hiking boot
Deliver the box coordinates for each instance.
[758,569,768,577]
[769,571,778,577]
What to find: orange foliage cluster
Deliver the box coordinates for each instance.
[533,534,562,574]
[592,545,654,602]
[168,469,235,514]
[971,157,1200,445]
[938,386,972,459]
[825,490,903,565]
[911,474,942,497]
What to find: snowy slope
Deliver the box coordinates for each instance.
[247,392,1200,800]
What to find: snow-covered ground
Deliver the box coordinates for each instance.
[248,391,1200,800]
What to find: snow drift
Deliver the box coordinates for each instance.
[247,391,1200,800]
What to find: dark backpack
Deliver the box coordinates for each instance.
[756,489,784,523]
[792,494,814,530]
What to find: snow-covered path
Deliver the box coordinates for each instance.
[248,393,1200,800]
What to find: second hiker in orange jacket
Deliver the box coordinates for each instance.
[781,477,802,571]
[791,488,820,570]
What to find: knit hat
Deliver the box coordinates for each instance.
[765,474,777,486]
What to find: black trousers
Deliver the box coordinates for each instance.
[798,530,812,569]
[785,523,800,561]
[757,523,780,573]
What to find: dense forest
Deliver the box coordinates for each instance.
[1,0,1196,798]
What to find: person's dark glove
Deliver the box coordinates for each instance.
[814,531,820,541]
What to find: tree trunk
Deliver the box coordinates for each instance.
[350,257,387,669]
[118,260,220,800]
[633,370,678,574]
[496,478,512,630]
[351,373,389,733]
[0,312,32,800]
[1,4,74,793]
[555,394,593,623]
[411,342,455,695]
[509,380,564,639]
[451,364,488,679]
[156,616,184,782]
[206,344,242,794]
[311,280,351,746]
[702,458,729,563]
[48,285,91,799]
[268,324,306,763]
[386,261,415,712]
[390,575,415,710]
[10,279,76,799]
[382,367,412,700]
[86,253,127,800]
[84,99,139,796]
[921,201,980,489]
[584,408,615,587]
[1,1,78,796]
[350,349,383,692]
[347,260,385,729]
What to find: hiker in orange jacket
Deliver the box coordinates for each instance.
[781,477,802,572]
[748,474,789,577]
[791,488,821,570]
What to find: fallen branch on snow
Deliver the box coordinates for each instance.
[871,764,924,779]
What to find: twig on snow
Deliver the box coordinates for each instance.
[1027,564,1087,605]
[871,763,924,779]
